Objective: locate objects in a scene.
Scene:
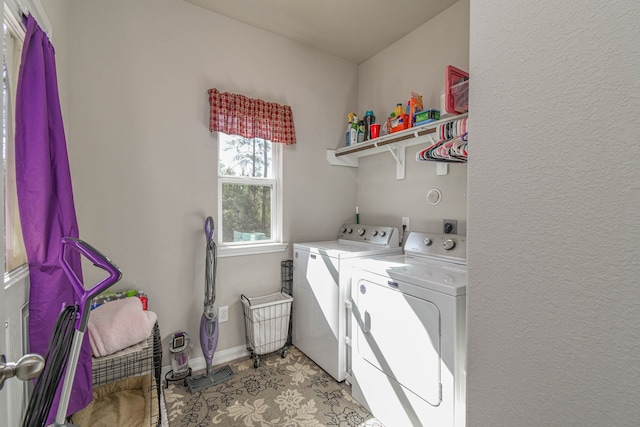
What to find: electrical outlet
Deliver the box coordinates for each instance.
[218,305,228,323]
[443,219,458,234]
[402,217,410,230]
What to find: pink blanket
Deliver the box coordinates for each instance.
[88,297,157,357]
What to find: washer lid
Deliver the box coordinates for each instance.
[293,240,402,259]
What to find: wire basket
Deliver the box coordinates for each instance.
[89,322,164,426]
[241,292,293,368]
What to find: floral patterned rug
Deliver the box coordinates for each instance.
[164,346,384,426]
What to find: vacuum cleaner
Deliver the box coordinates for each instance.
[186,217,235,393]
[22,237,122,427]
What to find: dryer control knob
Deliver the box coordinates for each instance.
[423,238,432,246]
[357,228,366,236]
[340,227,347,233]
[371,230,378,237]
[443,239,456,250]
[379,231,386,237]
[346,228,353,233]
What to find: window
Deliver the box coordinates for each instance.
[3,17,27,274]
[217,132,284,256]
[208,87,295,256]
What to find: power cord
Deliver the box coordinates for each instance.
[401,224,407,246]
[22,304,78,427]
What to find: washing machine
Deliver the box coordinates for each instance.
[292,224,401,382]
[350,231,467,427]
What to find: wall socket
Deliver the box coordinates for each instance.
[218,305,228,323]
[443,219,458,234]
[402,217,410,229]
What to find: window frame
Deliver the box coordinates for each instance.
[3,7,27,276]
[216,132,286,257]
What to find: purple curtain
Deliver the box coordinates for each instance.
[15,15,91,422]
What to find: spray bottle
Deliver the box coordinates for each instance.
[393,103,404,117]
[346,112,355,146]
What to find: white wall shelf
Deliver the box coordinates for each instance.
[326,113,467,179]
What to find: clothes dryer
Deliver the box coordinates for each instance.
[350,232,467,427]
[293,224,401,382]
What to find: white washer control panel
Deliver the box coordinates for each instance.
[338,224,399,247]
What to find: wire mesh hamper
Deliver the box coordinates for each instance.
[241,291,293,368]
[82,322,164,426]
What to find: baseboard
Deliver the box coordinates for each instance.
[161,344,249,380]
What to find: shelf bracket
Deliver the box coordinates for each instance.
[326,149,358,167]
[386,145,400,163]
[386,145,406,180]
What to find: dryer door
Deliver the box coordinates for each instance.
[354,276,442,405]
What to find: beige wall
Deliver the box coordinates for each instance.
[468,0,640,425]
[355,0,470,233]
[45,0,358,361]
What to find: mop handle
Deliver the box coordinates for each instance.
[55,238,122,426]
[204,216,216,309]
[59,237,123,331]
[205,216,215,243]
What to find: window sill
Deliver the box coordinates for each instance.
[217,242,288,258]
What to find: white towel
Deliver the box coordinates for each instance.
[88,297,157,357]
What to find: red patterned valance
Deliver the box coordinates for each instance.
[208,88,296,145]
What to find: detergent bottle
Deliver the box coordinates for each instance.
[364,110,375,140]
[350,115,359,145]
[345,123,351,146]
[138,289,148,310]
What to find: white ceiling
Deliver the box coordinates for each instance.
[184,0,459,64]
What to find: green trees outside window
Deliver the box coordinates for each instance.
[219,135,275,243]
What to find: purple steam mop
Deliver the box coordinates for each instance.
[186,217,235,393]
